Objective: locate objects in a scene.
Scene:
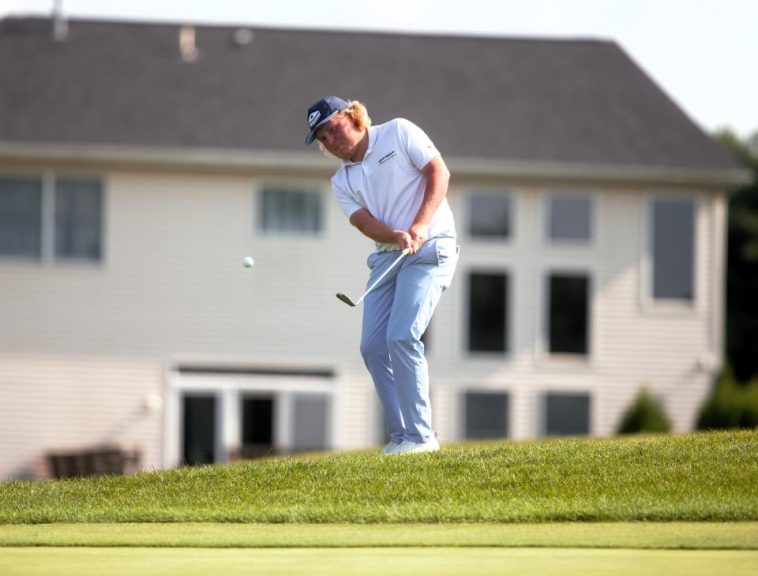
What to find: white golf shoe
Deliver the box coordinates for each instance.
[393,437,440,455]
[380,440,403,456]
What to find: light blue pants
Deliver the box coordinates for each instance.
[360,237,459,444]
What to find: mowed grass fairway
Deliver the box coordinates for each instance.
[3,547,758,576]
[2,524,757,576]
[1,431,756,575]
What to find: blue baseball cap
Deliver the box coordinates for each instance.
[305,96,349,144]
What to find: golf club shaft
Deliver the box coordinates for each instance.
[355,248,409,305]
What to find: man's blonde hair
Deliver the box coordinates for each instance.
[342,99,372,131]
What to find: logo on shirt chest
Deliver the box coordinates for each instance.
[377,150,397,166]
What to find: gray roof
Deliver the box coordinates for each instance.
[0,16,742,176]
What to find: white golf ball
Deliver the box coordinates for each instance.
[242,256,254,268]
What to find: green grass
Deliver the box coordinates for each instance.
[3,548,758,576]
[1,523,756,549]
[1,431,756,524]
[2,432,756,576]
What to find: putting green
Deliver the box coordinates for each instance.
[1,522,756,549]
[2,523,756,576]
[1,547,758,576]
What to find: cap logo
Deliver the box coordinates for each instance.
[308,110,321,128]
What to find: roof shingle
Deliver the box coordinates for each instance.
[0,17,740,172]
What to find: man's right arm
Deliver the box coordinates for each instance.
[349,208,415,252]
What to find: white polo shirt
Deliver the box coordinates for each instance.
[331,118,457,251]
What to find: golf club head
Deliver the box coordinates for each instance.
[336,293,356,307]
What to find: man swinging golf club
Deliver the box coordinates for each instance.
[305,96,459,455]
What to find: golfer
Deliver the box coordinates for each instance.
[305,96,459,455]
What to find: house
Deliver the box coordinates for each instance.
[0,16,749,480]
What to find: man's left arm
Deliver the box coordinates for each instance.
[408,155,450,251]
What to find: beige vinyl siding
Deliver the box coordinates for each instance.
[0,169,378,479]
[593,189,716,434]
[1,171,367,361]
[0,355,162,480]
[431,184,720,439]
[0,166,726,479]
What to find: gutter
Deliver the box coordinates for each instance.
[0,141,332,175]
[449,157,752,189]
[0,141,751,189]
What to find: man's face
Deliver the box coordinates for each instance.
[315,113,360,160]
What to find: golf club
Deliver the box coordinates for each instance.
[336,248,410,307]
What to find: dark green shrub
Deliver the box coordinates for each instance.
[697,363,758,430]
[616,386,671,435]
[742,381,758,428]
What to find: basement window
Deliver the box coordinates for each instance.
[464,391,510,439]
[543,393,591,436]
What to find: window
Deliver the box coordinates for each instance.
[260,185,322,235]
[55,177,103,260]
[241,396,275,458]
[182,395,217,466]
[468,272,509,352]
[651,197,694,301]
[548,273,589,355]
[0,174,103,262]
[547,194,592,242]
[292,394,330,452]
[468,191,512,238]
[174,369,335,467]
[464,391,509,439]
[0,176,42,257]
[544,393,591,436]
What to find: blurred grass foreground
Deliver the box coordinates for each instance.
[1,430,755,524]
